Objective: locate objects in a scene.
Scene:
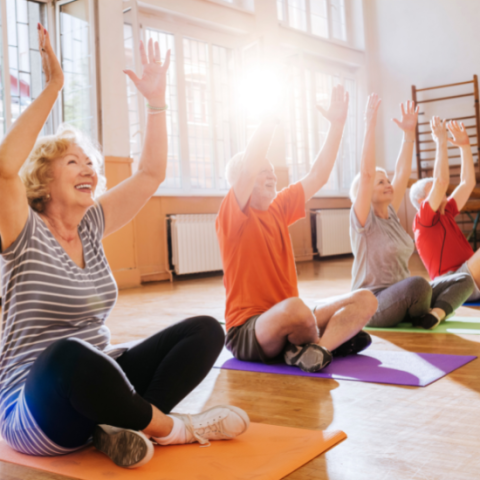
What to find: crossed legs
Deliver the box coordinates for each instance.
[255,289,377,359]
[24,316,224,449]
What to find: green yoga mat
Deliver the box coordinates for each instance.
[365,317,480,334]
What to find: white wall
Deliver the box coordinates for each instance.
[363,0,480,173]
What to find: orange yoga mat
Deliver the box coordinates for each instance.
[0,423,346,480]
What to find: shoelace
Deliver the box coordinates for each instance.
[183,414,234,447]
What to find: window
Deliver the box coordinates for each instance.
[277,0,347,42]
[57,0,96,138]
[125,22,237,194]
[145,29,180,188]
[5,0,51,133]
[0,0,97,140]
[207,0,254,11]
[285,65,356,195]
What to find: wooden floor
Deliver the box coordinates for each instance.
[2,254,480,479]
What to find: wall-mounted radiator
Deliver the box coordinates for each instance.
[167,214,223,276]
[313,209,352,257]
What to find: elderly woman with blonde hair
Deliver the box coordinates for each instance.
[349,94,473,330]
[0,24,248,469]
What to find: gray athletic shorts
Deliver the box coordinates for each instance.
[455,261,480,301]
[225,315,270,363]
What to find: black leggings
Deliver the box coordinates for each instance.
[24,316,224,449]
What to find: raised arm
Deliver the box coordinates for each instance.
[449,120,476,211]
[100,39,171,238]
[232,117,278,211]
[390,101,419,212]
[426,116,450,212]
[353,93,382,227]
[0,24,63,249]
[300,84,349,202]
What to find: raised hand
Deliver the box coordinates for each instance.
[392,100,419,133]
[123,39,171,107]
[317,84,349,125]
[448,120,470,146]
[38,23,63,90]
[430,116,448,143]
[364,93,381,129]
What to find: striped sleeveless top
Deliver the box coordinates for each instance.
[0,203,122,455]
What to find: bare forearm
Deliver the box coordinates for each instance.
[433,140,449,184]
[242,117,277,176]
[137,109,168,187]
[394,134,414,180]
[361,125,376,177]
[0,83,60,178]
[459,144,475,185]
[309,123,344,182]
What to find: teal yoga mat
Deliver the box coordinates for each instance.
[365,316,480,334]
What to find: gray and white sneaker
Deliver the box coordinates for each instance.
[93,424,154,468]
[284,343,332,373]
[171,405,250,445]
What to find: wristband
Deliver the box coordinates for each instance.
[146,103,168,111]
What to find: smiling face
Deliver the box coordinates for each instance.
[47,144,98,211]
[251,161,277,207]
[371,170,394,205]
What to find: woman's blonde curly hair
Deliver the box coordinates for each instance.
[20,124,107,213]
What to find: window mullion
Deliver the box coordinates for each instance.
[0,0,12,131]
[175,33,191,193]
[129,0,145,149]
[283,0,289,26]
[305,0,312,35]
[207,43,217,191]
[327,0,332,39]
[299,53,309,179]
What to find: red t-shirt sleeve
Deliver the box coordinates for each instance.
[445,197,459,217]
[273,182,306,226]
[216,189,248,240]
[415,200,439,227]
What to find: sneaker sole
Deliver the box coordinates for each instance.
[286,344,332,373]
[93,426,154,468]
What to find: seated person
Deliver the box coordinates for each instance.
[0,26,248,470]
[410,117,480,302]
[216,85,378,374]
[350,96,473,330]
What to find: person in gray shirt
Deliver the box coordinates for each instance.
[349,94,473,329]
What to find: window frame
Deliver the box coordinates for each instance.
[0,0,99,141]
[55,0,100,142]
[135,10,242,197]
[277,0,350,47]
[284,51,361,197]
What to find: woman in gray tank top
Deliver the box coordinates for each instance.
[349,94,473,329]
[0,24,249,468]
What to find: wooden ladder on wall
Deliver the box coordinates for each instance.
[412,76,480,248]
[412,75,480,180]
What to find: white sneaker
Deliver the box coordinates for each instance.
[93,424,154,468]
[172,405,250,445]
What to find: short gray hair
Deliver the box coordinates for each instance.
[409,177,433,210]
[349,167,388,202]
[225,151,245,187]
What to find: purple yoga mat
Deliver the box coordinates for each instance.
[217,350,476,387]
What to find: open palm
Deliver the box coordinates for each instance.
[393,101,419,133]
[124,39,171,104]
[317,84,349,125]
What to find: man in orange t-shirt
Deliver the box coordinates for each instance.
[216,85,378,373]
